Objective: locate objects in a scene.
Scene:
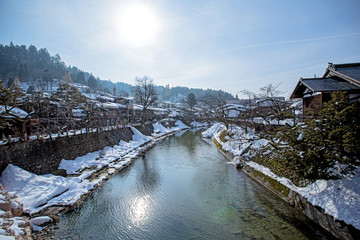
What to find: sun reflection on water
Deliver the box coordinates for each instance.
[129,194,152,226]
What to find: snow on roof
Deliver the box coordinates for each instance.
[72,108,86,117]
[148,107,168,112]
[225,104,246,111]
[97,95,115,102]
[101,102,127,109]
[81,93,97,100]
[168,111,179,117]
[133,104,143,110]
[0,105,28,118]
[255,97,285,104]
[49,101,61,107]
[289,101,302,109]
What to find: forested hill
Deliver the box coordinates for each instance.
[0,42,235,101]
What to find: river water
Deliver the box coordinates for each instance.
[54,130,332,240]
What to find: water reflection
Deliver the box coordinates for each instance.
[129,194,152,226]
[176,130,198,153]
[138,156,159,191]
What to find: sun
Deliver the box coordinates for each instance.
[115,3,161,47]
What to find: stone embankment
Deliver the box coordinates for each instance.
[0,183,32,239]
[212,136,360,240]
[0,125,155,175]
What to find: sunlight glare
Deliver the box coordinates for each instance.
[115,3,161,47]
[129,194,152,225]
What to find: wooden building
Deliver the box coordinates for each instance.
[291,63,360,114]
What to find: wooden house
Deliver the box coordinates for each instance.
[291,63,360,114]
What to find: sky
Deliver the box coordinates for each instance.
[1,0,360,98]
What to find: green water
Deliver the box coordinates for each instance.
[54,130,333,239]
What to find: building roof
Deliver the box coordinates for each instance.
[324,62,360,86]
[0,105,28,118]
[290,77,360,98]
[101,102,127,109]
[302,78,360,92]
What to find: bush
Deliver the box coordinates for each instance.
[274,92,360,180]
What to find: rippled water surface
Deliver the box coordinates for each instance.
[54,130,332,240]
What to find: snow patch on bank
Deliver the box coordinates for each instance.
[152,122,170,137]
[202,123,360,230]
[201,123,222,138]
[247,161,360,230]
[0,164,95,214]
[173,120,190,131]
[0,120,189,216]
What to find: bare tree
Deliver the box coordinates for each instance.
[200,91,231,129]
[133,76,158,123]
[257,83,288,124]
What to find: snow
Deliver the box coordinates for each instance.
[130,127,153,142]
[0,236,15,240]
[11,218,25,235]
[101,102,126,109]
[30,216,52,226]
[252,117,294,126]
[173,120,189,130]
[59,151,100,174]
[297,133,303,141]
[247,161,360,230]
[0,106,28,118]
[0,164,95,214]
[0,120,190,216]
[30,216,52,232]
[201,123,222,138]
[202,123,360,230]
[168,111,179,117]
[152,123,170,137]
[190,121,208,128]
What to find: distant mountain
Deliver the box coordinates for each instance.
[0,42,235,101]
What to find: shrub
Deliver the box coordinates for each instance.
[274,92,360,180]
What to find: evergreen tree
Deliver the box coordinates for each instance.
[0,79,26,137]
[88,75,98,90]
[76,71,86,84]
[186,93,197,110]
[275,92,360,180]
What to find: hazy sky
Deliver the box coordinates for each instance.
[1,0,360,97]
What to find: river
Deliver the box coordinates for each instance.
[54,130,332,240]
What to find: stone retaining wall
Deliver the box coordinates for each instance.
[0,127,134,175]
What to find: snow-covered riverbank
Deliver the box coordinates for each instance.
[202,123,360,231]
[0,120,189,238]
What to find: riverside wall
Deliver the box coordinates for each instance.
[212,137,360,240]
[0,124,154,175]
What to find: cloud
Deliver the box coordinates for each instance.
[239,32,360,49]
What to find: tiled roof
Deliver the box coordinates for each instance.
[301,77,360,92]
[290,77,360,98]
[334,66,360,82]
[326,62,360,85]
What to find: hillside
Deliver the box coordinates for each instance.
[0,42,235,102]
